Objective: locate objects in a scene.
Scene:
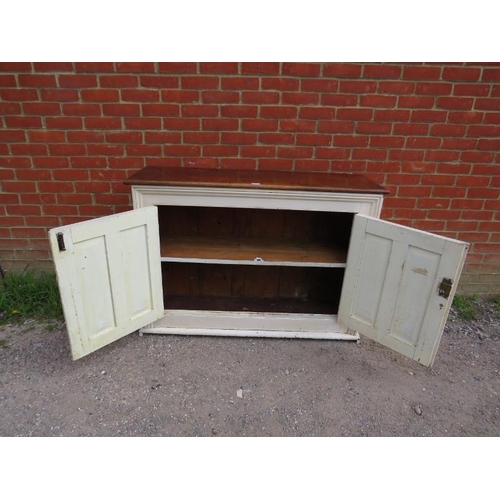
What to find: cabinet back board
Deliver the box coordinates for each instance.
[158,206,354,245]
[162,262,344,314]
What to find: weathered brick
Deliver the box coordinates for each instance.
[158,62,198,73]
[103,104,141,116]
[122,89,159,102]
[5,116,43,128]
[242,91,280,104]
[221,77,259,90]
[260,106,298,119]
[202,91,239,104]
[75,62,114,72]
[403,66,441,80]
[241,63,280,74]
[163,118,200,131]
[0,62,498,295]
[84,117,122,130]
[81,89,120,102]
[142,104,179,117]
[182,76,219,89]
[200,63,238,74]
[59,75,97,87]
[203,145,238,156]
[145,131,182,143]
[221,105,257,118]
[282,63,321,77]
[323,63,362,78]
[242,119,279,132]
[18,74,57,87]
[221,132,257,145]
[220,158,256,170]
[262,78,300,91]
[442,67,481,81]
[116,62,155,72]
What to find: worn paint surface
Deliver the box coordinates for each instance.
[412,267,428,276]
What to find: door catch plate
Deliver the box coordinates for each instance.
[438,278,453,299]
[57,232,66,252]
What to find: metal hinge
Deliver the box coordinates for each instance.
[438,277,453,299]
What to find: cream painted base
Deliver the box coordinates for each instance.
[140,309,360,341]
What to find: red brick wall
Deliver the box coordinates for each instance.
[1,62,499,294]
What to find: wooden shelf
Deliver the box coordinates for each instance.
[160,236,347,267]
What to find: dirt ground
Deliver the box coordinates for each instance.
[0,299,499,437]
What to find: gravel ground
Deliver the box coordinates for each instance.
[0,299,499,437]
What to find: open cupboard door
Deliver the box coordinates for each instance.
[338,215,469,367]
[49,206,164,360]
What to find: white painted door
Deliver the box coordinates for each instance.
[338,215,469,367]
[49,206,164,360]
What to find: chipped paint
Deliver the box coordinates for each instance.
[412,267,428,276]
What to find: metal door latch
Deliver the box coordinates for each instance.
[438,278,453,299]
[57,232,66,252]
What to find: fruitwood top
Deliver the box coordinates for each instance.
[124,167,389,194]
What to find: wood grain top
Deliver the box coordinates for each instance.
[124,166,389,194]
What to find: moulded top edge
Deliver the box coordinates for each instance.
[123,166,389,195]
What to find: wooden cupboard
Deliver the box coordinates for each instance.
[49,167,468,366]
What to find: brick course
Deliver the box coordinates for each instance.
[0,62,499,294]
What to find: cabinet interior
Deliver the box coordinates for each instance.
[158,206,353,315]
